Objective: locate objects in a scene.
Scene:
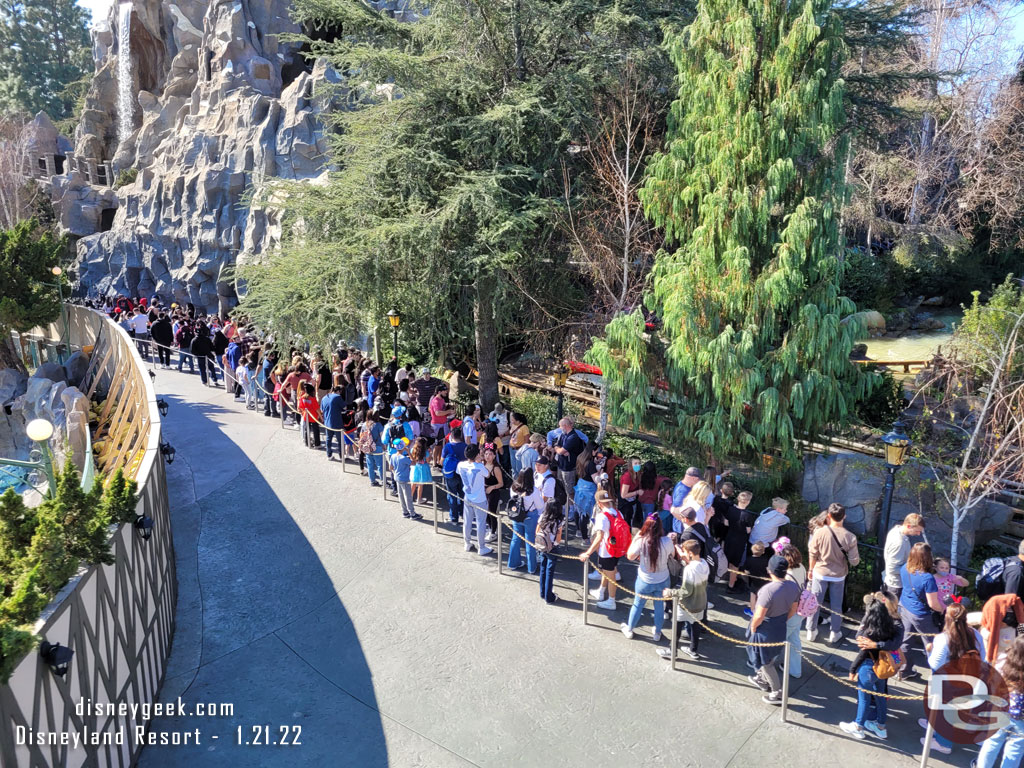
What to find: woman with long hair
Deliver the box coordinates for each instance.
[921,603,986,754]
[638,461,661,520]
[507,469,542,574]
[482,444,504,543]
[573,443,598,540]
[409,437,432,505]
[680,480,715,527]
[976,636,1024,767]
[621,513,674,642]
[619,456,643,529]
[838,593,905,741]
[898,542,947,681]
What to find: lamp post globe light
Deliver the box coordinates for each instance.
[49,266,71,362]
[873,419,912,582]
[387,309,401,362]
[23,419,57,498]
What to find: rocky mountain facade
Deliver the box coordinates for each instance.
[60,0,413,312]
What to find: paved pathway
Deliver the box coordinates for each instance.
[138,365,971,767]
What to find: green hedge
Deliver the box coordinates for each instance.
[507,391,582,436]
[0,464,137,681]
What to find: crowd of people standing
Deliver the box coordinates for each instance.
[87,293,1024,764]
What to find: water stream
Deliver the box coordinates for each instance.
[117,3,133,144]
[861,310,961,361]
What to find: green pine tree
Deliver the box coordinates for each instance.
[0,0,91,119]
[591,0,871,464]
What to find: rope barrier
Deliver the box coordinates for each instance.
[144,332,942,708]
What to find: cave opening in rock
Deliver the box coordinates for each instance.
[99,207,117,232]
[280,42,313,89]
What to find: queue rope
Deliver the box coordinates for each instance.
[146,337,936,700]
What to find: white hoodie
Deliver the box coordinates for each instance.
[749,507,790,546]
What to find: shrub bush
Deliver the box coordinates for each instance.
[113,167,138,189]
[0,465,137,681]
[855,366,906,428]
[507,391,582,436]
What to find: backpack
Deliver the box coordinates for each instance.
[603,510,632,558]
[977,557,1011,601]
[507,494,528,524]
[358,423,376,454]
[687,523,725,581]
[796,588,819,618]
[551,476,568,509]
[535,521,554,553]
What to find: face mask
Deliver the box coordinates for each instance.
[632,464,641,472]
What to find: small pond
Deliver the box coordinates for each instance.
[862,310,961,362]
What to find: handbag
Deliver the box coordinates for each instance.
[873,650,898,680]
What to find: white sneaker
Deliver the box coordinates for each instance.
[863,721,887,740]
[840,722,865,740]
[828,630,843,644]
[806,627,818,643]
[589,588,605,600]
[596,598,616,610]
[652,631,663,642]
[620,623,634,639]
[464,543,475,552]
[479,546,494,556]
[485,532,496,543]
[588,570,602,581]
[920,737,951,755]
[707,601,715,610]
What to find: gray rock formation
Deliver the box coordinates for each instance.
[802,452,1014,566]
[67,0,347,312]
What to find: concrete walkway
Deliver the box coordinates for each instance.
[139,365,972,767]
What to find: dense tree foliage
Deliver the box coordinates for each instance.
[0,0,91,120]
[590,0,871,463]
[237,0,688,407]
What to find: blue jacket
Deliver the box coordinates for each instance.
[321,393,345,429]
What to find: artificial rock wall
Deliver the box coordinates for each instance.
[66,0,344,313]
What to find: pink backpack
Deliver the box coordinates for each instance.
[796,588,819,618]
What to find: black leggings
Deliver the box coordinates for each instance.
[157,345,171,366]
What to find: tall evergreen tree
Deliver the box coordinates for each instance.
[0,0,91,119]
[590,0,871,463]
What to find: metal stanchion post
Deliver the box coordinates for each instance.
[497,517,504,574]
[670,595,679,673]
[341,435,347,473]
[919,721,934,768]
[433,479,439,533]
[582,560,589,626]
[781,641,792,723]
[382,455,388,502]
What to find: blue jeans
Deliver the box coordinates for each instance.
[626,577,670,635]
[539,552,557,603]
[177,350,194,372]
[641,502,655,520]
[508,512,538,573]
[977,718,1024,768]
[444,474,464,523]
[786,613,803,677]
[366,452,383,484]
[854,662,887,727]
[325,429,341,458]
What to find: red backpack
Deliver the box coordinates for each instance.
[604,510,632,558]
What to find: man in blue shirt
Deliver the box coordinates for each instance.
[441,426,467,524]
[552,417,585,513]
[321,386,345,460]
[669,466,701,534]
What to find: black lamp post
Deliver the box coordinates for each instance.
[40,640,73,677]
[874,419,911,584]
[387,309,400,362]
[551,364,570,421]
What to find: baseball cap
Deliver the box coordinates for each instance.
[768,555,789,578]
